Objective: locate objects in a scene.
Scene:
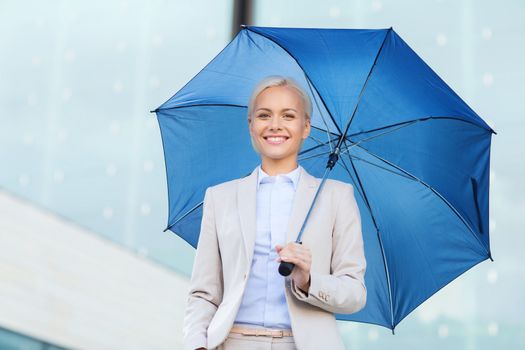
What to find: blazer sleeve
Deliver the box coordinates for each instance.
[183,187,224,350]
[290,183,367,314]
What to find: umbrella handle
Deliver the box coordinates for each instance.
[278,241,302,277]
[278,261,295,277]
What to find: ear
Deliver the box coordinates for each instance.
[302,118,311,139]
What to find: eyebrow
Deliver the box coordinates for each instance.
[255,108,298,112]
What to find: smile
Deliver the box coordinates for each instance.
[263,136,289,145]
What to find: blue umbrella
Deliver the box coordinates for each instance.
[152,25,496,332]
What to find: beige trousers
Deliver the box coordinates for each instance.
[215,332,296,350]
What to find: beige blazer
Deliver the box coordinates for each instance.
[183,166,367,350]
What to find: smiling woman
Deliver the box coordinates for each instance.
[247,76,312,175]
[183,75,367,350]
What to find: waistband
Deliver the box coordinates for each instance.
[230,325,293,338]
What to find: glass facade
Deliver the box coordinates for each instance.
[0,327,68,350]
[1,0,524,349]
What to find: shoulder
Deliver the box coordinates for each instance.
[205,174,247,196]
[322,178,355,197]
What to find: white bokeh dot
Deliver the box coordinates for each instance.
[22,132,34,145]
[113,81,124,94]
[482,27,493,40]
[417,303,438,323]
[53,169,65,183]
[152,35,163,47]
[482,73,494,87]
[143,160,154,173]
[64,49,76,62]
[31,56,41,66]
[57,128,69,142]
[103,206,114,219]
[65,11,77,22]
[438,324,449,338]
[19,174,30,187]
[149,76,160,88]
[329,6,341,18]
[372,1,383,12]
[116,41,128,52]
[145,118,157,129]
[140,203,151,216]
[35,17,45,28]
[367,329,378,341]
[487,322,498,336]
[487,268,498,284]
[62,88,72,101]
[436,33,448,46]
[27,93,37,105]
[106,163,118,177]
[206,27,217,40]
[269,16,282,26]
[109,121,121,135]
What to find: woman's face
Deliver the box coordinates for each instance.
[249,85,311,166]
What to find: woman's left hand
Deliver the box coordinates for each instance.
[275,242,312,293]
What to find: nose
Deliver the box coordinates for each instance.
[269,115,282,130]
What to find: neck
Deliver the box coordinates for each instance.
[261,157,299,176]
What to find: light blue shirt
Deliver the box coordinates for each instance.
[234,164,301,329]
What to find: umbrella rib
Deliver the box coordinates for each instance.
[306,134,329,146]
[304,72,336,152]
[344,153,414,181]
[298,150,333,162]
[339,120,419,155]
[153,103,247,113]
[354,144,491,257]
[341,139,396,331]
[346,116,496,139]
[300,135,340,156]
[336,28,392,148]
[163,200,204,232]
[155,103,339,139]
[335,152,370,215]
[245,27,342,135]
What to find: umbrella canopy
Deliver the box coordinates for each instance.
[153,25,496,332]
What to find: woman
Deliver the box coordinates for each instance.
[183,76,367,350]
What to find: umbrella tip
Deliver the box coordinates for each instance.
[391,328,395,335]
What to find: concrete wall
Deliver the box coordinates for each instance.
[0,190,189,350]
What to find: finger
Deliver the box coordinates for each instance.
[281,254,308,270]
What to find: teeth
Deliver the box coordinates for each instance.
[267,137,286,142]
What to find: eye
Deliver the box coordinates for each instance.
[257,113,270,119]
[283,114,295,120]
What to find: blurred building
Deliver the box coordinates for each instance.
[0,190,188,349]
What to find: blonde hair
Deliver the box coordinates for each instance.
[247,75,312,122]
[247,76,312,154]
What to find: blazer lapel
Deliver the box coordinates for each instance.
[237,167,258,265]
[237,166,320,265]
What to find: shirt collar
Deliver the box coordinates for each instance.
[257,164,301,191]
